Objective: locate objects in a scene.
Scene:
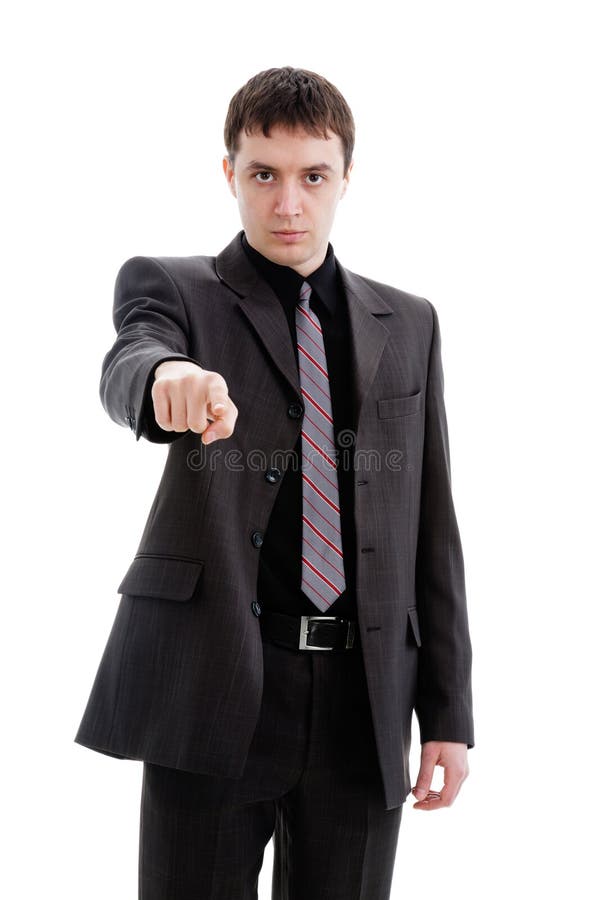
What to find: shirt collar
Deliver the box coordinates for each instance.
[240,231,338,316]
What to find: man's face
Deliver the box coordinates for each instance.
[223,124,352,277]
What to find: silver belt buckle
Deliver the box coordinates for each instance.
[299,615,356,650]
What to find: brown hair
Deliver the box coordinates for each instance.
[224,66,355,177]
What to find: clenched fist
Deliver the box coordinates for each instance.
[151,360,238,445]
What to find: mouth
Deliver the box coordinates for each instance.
[272,230,307,242]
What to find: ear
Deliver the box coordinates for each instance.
[341,159,353,197]
[223,156,237,197]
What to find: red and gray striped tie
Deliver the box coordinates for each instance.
[295,280,346,611]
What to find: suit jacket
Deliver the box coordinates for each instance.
[74,229,474,810]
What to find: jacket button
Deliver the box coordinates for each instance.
[287,402,304,419]
[251,600,262,617]
[265,467,281,483]
[251,530,264,548]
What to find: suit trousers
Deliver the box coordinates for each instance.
[138,624,403,899]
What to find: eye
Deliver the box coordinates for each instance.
[253,172,325,185]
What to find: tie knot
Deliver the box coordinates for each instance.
[298,281,312,305]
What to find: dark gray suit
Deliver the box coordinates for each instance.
[74,229,474,814]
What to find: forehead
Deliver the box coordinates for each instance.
[236,124,344,171]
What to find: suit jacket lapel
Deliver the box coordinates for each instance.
[215,230,394,436]
[215,231,300,397]
[337,264,393,433]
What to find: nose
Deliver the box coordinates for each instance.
[274,181,303,218]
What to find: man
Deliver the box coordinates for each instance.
[75,66,474,899]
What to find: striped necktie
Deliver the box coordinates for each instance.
[295,280,346,611]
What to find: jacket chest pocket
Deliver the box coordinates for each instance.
[377,390,423,419]
[117,553,205,602]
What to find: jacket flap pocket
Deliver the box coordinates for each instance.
[407,605,422,647]
[378,391,423,418]
[117,554,205,602]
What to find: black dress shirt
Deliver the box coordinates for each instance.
[240,231,357,621]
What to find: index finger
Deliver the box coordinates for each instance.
[437,765,464,807]
[206,392,230,423]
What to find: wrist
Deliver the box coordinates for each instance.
[155,360,203,380]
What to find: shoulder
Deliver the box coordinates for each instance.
[114,254,220,299]
[117,253,217,283]
[344,267,435,325]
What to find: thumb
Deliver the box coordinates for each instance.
[412,759,436,800]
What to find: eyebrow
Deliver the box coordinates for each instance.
[244,160,335,174]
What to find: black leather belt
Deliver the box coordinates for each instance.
[259,608,359,652]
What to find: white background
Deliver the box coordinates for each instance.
[2,1,598,897]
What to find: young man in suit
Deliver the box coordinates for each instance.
[75,66,474,899]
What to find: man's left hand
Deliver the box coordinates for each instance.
[411,741,469,810]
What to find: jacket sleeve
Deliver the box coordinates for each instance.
[99,255,203,444]
[414,299,475,748]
